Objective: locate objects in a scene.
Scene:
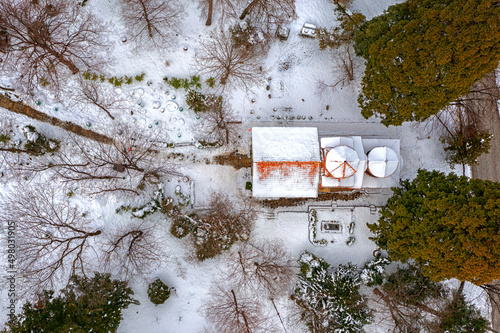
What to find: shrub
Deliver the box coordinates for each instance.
[148,279,171,305]
[186,90,207,113]
[360,257,390,286]
[22,125,60,155]
[206,77,215,88]
[135,73,145,82]
[0,133,10,144]
[170,215,194,239]
[163,76,202,91]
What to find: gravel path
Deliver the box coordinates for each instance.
[469,71,500,332]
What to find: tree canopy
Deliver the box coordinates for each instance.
[3,273,139,333]
[355,0,500,126]
[369,169,500,285]
[294,252,371,332]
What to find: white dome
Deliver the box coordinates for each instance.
[367,146,399,178]
[325,145,359,179]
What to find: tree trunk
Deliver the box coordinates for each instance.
[138,0,154,38]
[240,0,259,20]
[47,48,80,74]
[205,0,213,26]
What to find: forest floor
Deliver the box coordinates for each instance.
[470,71,500,332]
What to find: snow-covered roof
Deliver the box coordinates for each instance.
[320,136,401,189]
[321,136,366,189]
[325,145,360,179]
[252,127,320,162]
[252,127,320,198]
[253,161,320,198]
[367,146,399,178]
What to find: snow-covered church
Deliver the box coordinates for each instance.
[251,127,402,198]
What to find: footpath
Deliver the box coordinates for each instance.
[469,71,500,332]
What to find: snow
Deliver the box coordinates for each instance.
[0,0,491,332]
[252,127,320,162]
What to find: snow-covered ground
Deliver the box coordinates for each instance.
[0,0,492,332]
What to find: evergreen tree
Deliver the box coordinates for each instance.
[294,251,371,333]
[373,264,488,333]
[148,278,171,305]
[369,169,500,284]
[316,0,365,51]
[437,291,489,333]
[355,0,500,126]
[3,273,139,333]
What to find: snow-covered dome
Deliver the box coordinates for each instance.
[325,145,360,179]
[367,146,399,178]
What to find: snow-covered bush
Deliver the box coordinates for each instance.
[308,209,328,246]
[294,251,371,333]
[116,189,167,219]
[195,139,223,149]
[360,257,390,286]
[147,279,171,305]
[22,125,60,155]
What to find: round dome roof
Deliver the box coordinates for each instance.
[325,145,359,179]
[367,146,399,178]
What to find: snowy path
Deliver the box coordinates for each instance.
[469,71,500,332]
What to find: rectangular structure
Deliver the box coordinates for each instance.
[252,127,320,198]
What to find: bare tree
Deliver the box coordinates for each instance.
[121,0,184,47]
[1,183,101,293]
[316,45,356,95]
[190,193,256,260]
[421,75,497,171]
[195,28,266,90]
[202,286,273,333]
[239,0,296,35]
[23,127,171,195]
[199,0,240,26]
[73,79,126,120]
[100,219,164,281]
[195,94,238,144]
[226,241,296,297]
[0,0,109,92]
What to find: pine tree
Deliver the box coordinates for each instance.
[355,0,500,126]
[294,252,371,333]
[369,169,500,284]
[3,273,139,333]
[372,264,489,333]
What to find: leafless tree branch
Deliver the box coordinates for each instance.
[0,0,110,93]
[121,0,184,48]
[1,183,101,293]
[195,28,266,91]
